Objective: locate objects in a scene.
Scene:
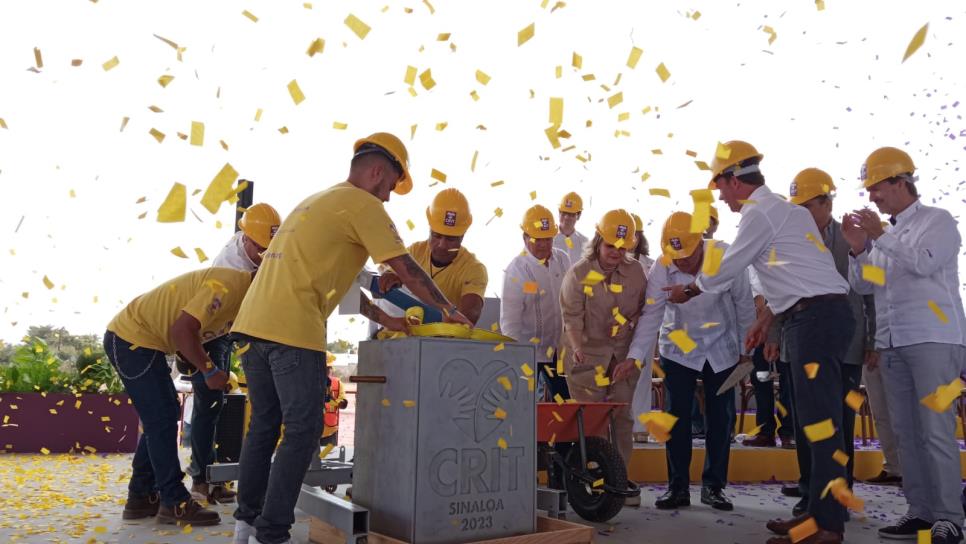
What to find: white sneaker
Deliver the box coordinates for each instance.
[233,520,255,544]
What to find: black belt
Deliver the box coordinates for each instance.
[783,294,847,316]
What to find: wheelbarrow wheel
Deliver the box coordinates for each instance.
[563,436,628,522]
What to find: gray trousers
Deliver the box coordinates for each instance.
[881,342,964,524]
[861,363,902,476]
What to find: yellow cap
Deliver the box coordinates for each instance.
[861,147,915,189]
[559,192,584,213]
[238,203,281,248]
[661,212,703,260]
[709,140,764,188]
[353,132,413,195]
[789,168,836,205]
[426,188,472,236]
[631,213,644,232]
[596,209,636,246]
[521,205,559,239]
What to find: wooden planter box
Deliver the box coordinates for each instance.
[0,392,139,453]
[310,515,594,544]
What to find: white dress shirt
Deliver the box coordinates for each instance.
[628,241,756,372]
[212,231,258,272]
[695,185,849,313]
[849,200,966,349]
[500,248,571,362]
[553,230,589,268]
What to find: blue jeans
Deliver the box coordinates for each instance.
[104,330,191,507]
[662,357,735,491]
[187,335,233,484]
[782,297,855,534]
[233,336,327,544]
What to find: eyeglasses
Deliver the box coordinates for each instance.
[354,144,404,181]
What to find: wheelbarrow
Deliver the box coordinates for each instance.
[537,402,640,522]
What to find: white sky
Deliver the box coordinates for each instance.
[2,0,965,345]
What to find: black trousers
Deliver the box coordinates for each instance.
[782,297,856,534]
[751,344,794,438]
[662,357,735,491]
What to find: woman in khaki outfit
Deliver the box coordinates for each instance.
[559,209,647,496]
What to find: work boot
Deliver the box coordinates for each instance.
[157,499,221,526]
[700,486,734,511]
[655,489,690,510]
[122,491,160,520]
[766,512,812,535]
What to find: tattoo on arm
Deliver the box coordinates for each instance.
[401,255,450,308]
[360,292,381,321]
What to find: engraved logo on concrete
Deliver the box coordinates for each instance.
[438,358,518,443]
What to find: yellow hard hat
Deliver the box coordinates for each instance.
[325,352,337,364]
[661,212,703,260]
[789,168,836,205]
[709,140,764,188]
[861,146,915,189]
[596,209,636,247]
[238,203,281,248]
[709,205,718,221]
[353,132,413,195]
[521,205,559,239]
[559,192,584,213]
[426,188,472,236]
[631,213,644,232]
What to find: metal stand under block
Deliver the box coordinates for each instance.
[536,487,568,518]
[297,484,370,544]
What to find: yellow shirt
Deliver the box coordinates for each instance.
[107,268,253,354]
[407,240,488,304]
[232,182,408,351]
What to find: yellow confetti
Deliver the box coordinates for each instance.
[494,342,505,352]
[494,407,507,420]
[320,443,335,458]
[552,410,564,423]
[804,362,820,379]
[149,128,166,143]
[845,390,865,412]
[287,79,306,105]
[572,51,583,68]
[805,232,827,252]
[649,188,670,198]
[241,9,258,22]
[497,437,508,449]
[517,23,535,46]
[171,247,188,259]
[405,219,416,231]
[746,423,764,437]
[918,530,932,544]
[609,283,623,293]
[902,23,929,63]
[668,329,697,354]
[565,237,574,249]
[102,56,119,71]
[200,163,239,214]
[803,418,835,443]
[42,275,55,290]
[325,288,337,300]
[497,376,512,391]
[626,46,643,69]
[549,97,564,126]
[607,91,623,109]
[655,62,670,82]
[194,248,208,263]
[254,108,263,121]
[187,121,204,146]
[381,398,391,407]
[927,300,949,323]
[156,183,186,223]
[419,68,436,90]
[920,378,964,413]
[306,37,325,57]
[0,118,7,129]
[332,121,348,130]
[345,14,371,39]
[429,168,447,183]
[762,25,777,45]
[581,270,606,286]
[403,400,416,408]
[702,240,724,276]
[788,517,818,543]
[861,264,885,286]
[33,46,43,69]
[40,447,50,455]
[476,69,491,85]
[595,374,611,387]
[832,449,850,466]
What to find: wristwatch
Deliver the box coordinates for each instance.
[683,284,698,298]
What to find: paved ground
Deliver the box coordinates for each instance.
[0,387,948,543]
